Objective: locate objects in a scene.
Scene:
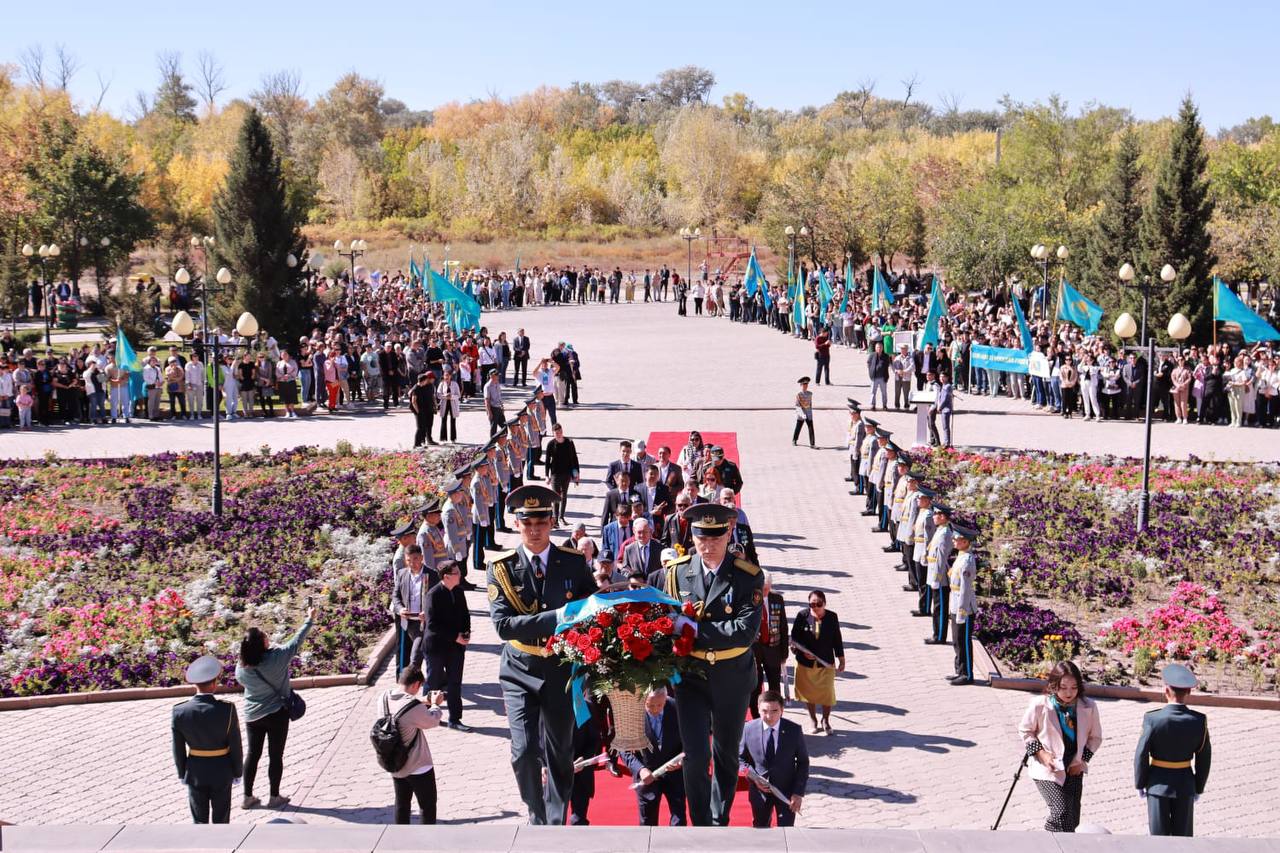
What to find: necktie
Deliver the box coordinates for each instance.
[533,555,544,578]
[642,545,649,567]
[765,728,776,768]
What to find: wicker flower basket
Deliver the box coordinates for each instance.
[606,687,650,751]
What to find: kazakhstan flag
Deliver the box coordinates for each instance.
[1214,277,1280,343]
[1057,279,1104,335]
[114,327,145,401]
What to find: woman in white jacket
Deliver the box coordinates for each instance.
[1018,660,1103,833]
[436,366,461,443]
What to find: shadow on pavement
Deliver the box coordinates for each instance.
[843,728,976,754]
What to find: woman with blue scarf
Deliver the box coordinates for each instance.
[1018,660,1104,832]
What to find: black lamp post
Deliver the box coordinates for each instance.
[21,242,59,346]
[1114,261,1190,534]
[335,239,367,282]
[678,227,701,288]
[170,265,259,517]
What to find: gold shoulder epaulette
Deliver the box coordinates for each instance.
[671,554,693,566]
[734,557,761,576]
[487,549,517,564]
[557,544,582,555]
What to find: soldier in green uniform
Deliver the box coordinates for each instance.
[1135,664,1211,836]
[663,503,764,826]
[487,484,597,825]
[171,654,243,824]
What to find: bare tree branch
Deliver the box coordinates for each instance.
[19,44,45,89]
[195,50,227,111]
[939,91,964,115]
[156,50,182,83]
[93,71,114,112]
[53,44,80,91]
[130,90,152,122]
[901,72,920,108]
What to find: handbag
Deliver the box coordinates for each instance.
[262,667,306,721]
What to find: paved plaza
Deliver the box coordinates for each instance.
[1,300,1276,836]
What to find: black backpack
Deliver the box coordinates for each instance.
[371,692,421,773]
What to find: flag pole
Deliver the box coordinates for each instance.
[1052,277,1063,338]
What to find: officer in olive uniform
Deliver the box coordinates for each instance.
[663,503,764,826]
[924,503,954,644]
[416,498,448,574]
[171,654,243,824]
[1135,664,1212,836]
[947,522,979,685]
[488,484,598,825]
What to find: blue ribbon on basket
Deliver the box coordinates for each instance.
[555,588,683,726]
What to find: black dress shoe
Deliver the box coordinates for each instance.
[949,677,972,686]
[896,565,908,572]
[859,511,876,516]
[924,639,948,646]
[844,476,855,482]
[902,585,917,593]
[910,611,930,618]
[871,527,887,533]
[881,545,897,552]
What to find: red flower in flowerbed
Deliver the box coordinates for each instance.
[548,595,694,695]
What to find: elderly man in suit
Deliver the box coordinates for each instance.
[661,493,696,552]
[623,517,664,579]
[739,690,808,827]
[171,654,244,824]
[622,686,687,825]
[392,544,438,674]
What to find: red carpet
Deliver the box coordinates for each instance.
[583,429,751,825]
[646,431,740,506]
[581,755,754,826]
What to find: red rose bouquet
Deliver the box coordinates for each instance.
[547,598,696,696]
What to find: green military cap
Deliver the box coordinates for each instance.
[931,502,952,518]
[906,471,926,482]
[875,427,892,439]
[1161,663,1197,690]
[391,518,417,537]
[847,397,862,408]
[915,486,936,498]
[682,503,736,536]
[506,484,558,518]
[185,654,222,684]
[797,376,811,385]
[952,522,979,541]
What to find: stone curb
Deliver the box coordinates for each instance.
[0,628,397,712]
[989,676,1280,711]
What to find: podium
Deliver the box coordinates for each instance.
[910,390,936,449]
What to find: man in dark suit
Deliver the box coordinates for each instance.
[599,470,642,529]
[378,342,403,409]
[655,446,684,494]
[661,495,695,552]
[425,559,471,731]
[638,464,673,527]
[487,485,597,825]
[913,343,937,391]
[750,576,789,718]
[1135,664,1212,837]
[738,690,808,828]
[1121,351,1145,419]
[622,686,687,826]
[623,518,664,579]
[391,543,438,674]
[604,440,644,486]
[709,446,743,495]
[512,329,530,386]
[171,654,243,824]
[930,372,954,448]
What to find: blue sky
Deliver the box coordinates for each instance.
[2,0,1273,131]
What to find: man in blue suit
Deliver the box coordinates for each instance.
[621,686,686,826]
[1135,664,1212,836]
[738,690,808,827]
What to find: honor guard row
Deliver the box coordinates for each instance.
[845,397,980,685]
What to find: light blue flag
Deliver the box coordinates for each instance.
[818,269,834,320]
[1057,279,1104,335]
[408,255,422,287]
[793,271,807,331]
[919,276,944,348]
[872,266,895,312]
[1012,294,1033,351]
[840,259,854,313]
[1215,277,1280,342]
[114,327,145,401]
[743,248,763,297]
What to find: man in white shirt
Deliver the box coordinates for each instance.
[142,356,163,420]
[185,354,206,419]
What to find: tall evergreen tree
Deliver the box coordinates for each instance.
[906,202,927,272]
[211,108,313,346]
[1139,96,1217,342]
[1083,128,1144,324]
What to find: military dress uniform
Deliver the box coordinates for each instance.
[858,418,878,511]
[471,461,495,563]
[443,481,472,582]
[884,454,910,550]
[487,485,597,825]
[875,444,900,533]
[845,400,865,488]
[1135,664,1212,837]
[896,477,922,586]
[862,430,888,516]
[492,438,513,531]
[663,504,764,826]
[507,418,527,492]
[523,401,542,481]
[171,655,243,824]
[416,502,449,575]
[924,504,954,644]
[910,492,937,611]
[947,523,979,684]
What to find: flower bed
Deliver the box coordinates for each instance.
[919,449,1280,693]
[0,446,466,697]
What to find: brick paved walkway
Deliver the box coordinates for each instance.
[1,300,1274,835]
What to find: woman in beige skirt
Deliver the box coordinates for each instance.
[790,589,845,734]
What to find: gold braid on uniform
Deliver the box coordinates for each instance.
[493,559,535,616]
